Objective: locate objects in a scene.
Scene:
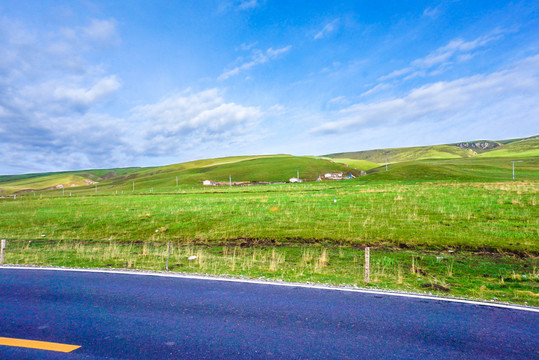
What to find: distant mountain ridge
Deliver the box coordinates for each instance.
[325,135,538,164]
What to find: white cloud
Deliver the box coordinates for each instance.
[314,19,339,40]
[237,0,261,10]
[238,42,258,51]
[129,89,262,156]
[327,96,349,107]
[219,45,292,80]
[311,55,539,136]
[0,16,269,174]
[11,75,120,118]
[378,67,413,81]
[0,17,125,173]
[360,83,392,98]
[423,6,440,18]
[378,29,510,82]
[216,0,264,13]
[412,33,502,69]
[82,19,120,46]
[52,76,121,110]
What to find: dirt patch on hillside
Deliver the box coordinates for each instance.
[421,283,451,292]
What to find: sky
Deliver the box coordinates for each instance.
[1,0,538,174]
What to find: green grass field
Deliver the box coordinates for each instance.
[364,157,539,182]
[1,179,537,252]
[1,138,537,305]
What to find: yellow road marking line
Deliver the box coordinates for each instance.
[0,337,81,353]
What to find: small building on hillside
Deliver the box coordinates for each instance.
[324,172,343,180]
[289,177,303,183]
[203,180,217,186]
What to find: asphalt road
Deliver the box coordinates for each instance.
[0,268,537,359]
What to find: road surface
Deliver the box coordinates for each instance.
[0,268,537,359]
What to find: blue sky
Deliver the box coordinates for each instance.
[1,0,538,174]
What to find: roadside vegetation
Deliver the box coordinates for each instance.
[4,241,538,306]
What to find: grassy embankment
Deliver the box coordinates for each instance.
[4,240,537,306]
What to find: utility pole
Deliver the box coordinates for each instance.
[229,175,232,186]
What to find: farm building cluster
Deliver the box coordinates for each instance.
[202,172,359,186]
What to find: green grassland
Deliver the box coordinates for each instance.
[364,157,539,182]
[1,179,537,252]
[0,138,538,305]
[1,151,537,254]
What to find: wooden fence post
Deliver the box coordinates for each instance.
[365,247,370,284]
[1,239,6,265]
[166,241,171,271]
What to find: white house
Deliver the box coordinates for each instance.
[289,177,303,183]
[324,173,343,180]
[203,180,217,186]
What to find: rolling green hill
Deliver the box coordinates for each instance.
[0,174,92,194]
[361,156,539,182]
[325,145,475,163]
[106,155,358,191]
[323,158,380,170]
[0,155,357,195]
[325,135,538,163]
[0,167,142,185]
[479,136,539,158]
